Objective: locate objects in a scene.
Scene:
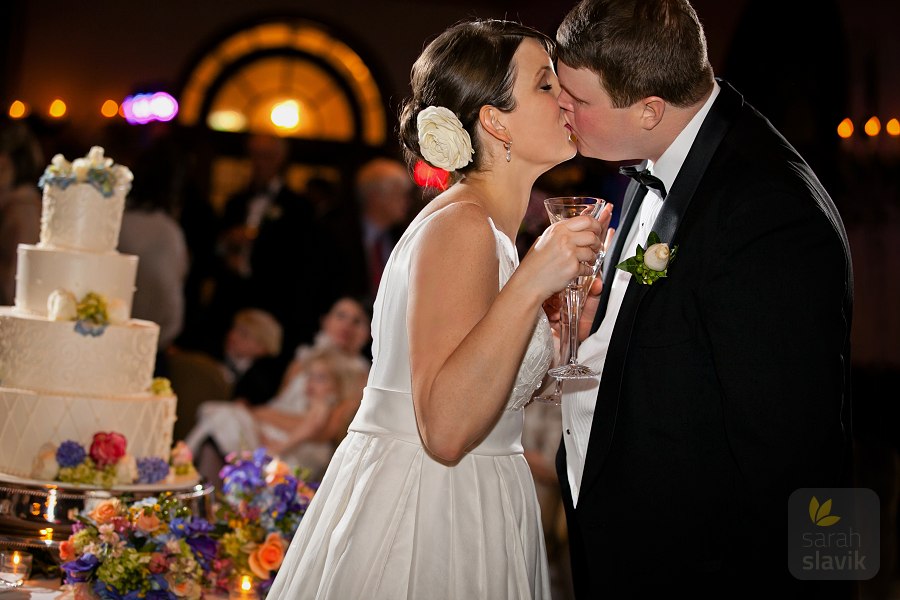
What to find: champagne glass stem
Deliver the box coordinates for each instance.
[566,284,580,367]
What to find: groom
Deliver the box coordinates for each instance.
[553,0,853,596]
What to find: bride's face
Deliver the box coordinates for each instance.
[500,38,576,169]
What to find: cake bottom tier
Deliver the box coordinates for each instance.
[0,387,177,478]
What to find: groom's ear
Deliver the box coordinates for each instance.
[479,106,512,144]
[639,96,665,131]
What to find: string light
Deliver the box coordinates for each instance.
[101,99,119,118]
[8,100,27,119]
[48,99,67,118]
[864,116,881,137]
[836,118,853,139]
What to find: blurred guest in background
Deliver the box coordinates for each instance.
[221,307,286,407]
[118,141,189,374]
[322,157,413,304]
[0,121,43,305]
[206,134,322,355]
[186,296,371,483]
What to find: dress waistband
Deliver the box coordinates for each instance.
[348,386,523,457]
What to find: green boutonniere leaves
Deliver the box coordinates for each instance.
[615,231,678,285]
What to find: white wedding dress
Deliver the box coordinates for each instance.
[268,207,554,599]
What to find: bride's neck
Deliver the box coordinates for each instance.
[459,167,536,241]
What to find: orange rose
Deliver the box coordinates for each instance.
[88,499,121,525]
[59,538,76,561]
[134,512,162,533]
[248,533,286,579]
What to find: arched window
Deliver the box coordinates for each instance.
[179,20,386,145]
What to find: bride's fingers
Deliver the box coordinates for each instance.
[604,227,616,250]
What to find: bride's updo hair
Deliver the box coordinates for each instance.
[399,19,554,180]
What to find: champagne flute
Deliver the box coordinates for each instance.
[544,197,606,379]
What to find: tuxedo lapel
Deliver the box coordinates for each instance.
[578,81,745,499]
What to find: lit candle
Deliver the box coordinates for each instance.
[0,551,32,587]
[228,574,256,599]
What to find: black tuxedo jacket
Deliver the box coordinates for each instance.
[557,81,854,597]
[219,184,325,353]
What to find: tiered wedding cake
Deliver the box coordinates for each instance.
[0,147,177,482]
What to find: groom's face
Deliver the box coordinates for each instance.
[557,61,640,161]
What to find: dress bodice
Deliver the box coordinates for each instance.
[350,205,553,455]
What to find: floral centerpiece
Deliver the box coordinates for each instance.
[209,449,318,596]
[57,449,317,598]
[60,493,215,599]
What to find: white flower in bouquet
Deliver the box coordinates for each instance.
[417,106,474,171]
[48,289,78,321]
[31,443,59,480]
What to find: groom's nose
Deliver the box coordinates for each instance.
[557,90,574,112]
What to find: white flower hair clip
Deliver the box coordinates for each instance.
[416,106,474,171]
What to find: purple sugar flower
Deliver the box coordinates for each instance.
[136,457,170,484]
[56,441,87,468]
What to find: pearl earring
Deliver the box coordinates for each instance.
[505,142,511,163]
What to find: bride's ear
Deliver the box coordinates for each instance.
[478,106,512,144]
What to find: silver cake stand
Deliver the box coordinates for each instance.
[0,474,215,563]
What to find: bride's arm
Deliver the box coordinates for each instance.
[409,201,597,464]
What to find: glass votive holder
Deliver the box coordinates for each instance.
[0,550,32,588]
[228,574,257,599]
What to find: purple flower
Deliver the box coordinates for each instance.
[186,535,217,569]
[169,517,188,538]
[136,457,170,484]
[220,459,264,495]
[56,441,87,468]
[187,518,213,535]
[62,553,100,583]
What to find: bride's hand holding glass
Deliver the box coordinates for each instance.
[520,214,605,302]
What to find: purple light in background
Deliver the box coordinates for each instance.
[122,92,179,125]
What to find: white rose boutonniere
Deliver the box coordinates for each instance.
[416,106,474,171]
[616,231,678,285]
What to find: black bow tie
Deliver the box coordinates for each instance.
[619,165,667,198]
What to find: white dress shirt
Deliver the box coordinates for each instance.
[562,83,721,506]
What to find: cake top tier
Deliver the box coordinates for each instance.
[38,146,133,198]
[37,147,133,254]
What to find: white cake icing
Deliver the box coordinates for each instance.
[39,183,127,253]
[0,146,180,483]
[0,387,176,479]
[0,308,158,396]
[14,244,138,317]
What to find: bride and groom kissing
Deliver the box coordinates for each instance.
[268,0,854,598]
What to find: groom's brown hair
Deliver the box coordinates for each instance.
[556,0,714,108]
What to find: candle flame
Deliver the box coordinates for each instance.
[240,576,252,591]
[12,553,19,565]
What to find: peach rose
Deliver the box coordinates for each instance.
[88,499,121,525]
[248,532,286,579]
[59,538,76,561]
[134,512,161,534]
[264,458,291,485]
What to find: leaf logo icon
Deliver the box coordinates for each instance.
[809,496,841,527]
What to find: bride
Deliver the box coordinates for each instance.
[268,19,609,599]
